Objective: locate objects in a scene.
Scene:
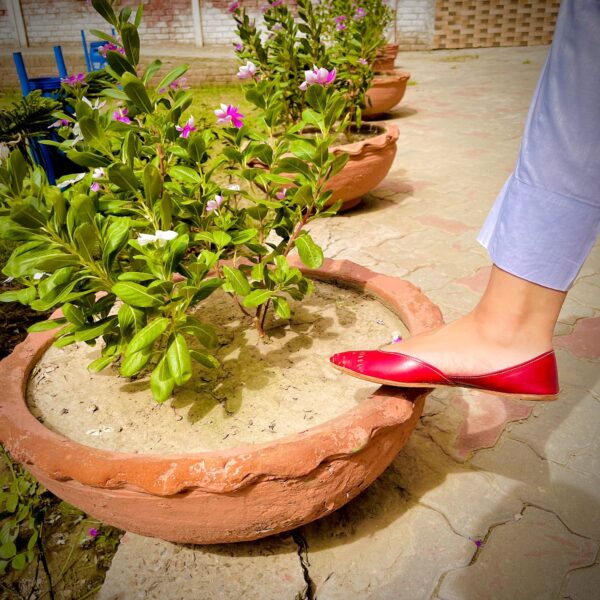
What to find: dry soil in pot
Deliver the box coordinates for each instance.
[27,281,409,454]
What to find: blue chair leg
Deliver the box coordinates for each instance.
[81,30,92,72]
[12,52,31,96]
[53,46,68,78]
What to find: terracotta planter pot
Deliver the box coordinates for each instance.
[327,122,399,211]
[0,259,442,545]
[363,70,411,120]
[373,43,399,71]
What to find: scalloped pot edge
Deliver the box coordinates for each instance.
[0,258,443,544]
[364,70,411,119]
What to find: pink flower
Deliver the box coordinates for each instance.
[99,42,125,57]
[61,73,85,86]
[228,1,240,13]
[214,104,245,128]
[206,194,224,213]
[237,61,257,80]
[49,118,70,128]
[113,107,131,124]
[276,188,287,200]
[337,22,346,31]
[88,528,99,538]
[358,57,368,65]
[90,182,100,192]
[234,42,243,51]
[272,0,283,6]
[170,77,189,90]
[354,7,366,20]
[176,116,197,138]
[299,65,336,90]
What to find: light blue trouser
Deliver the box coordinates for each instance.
[477,0,600,291]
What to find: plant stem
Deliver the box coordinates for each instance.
[36,528,54,600]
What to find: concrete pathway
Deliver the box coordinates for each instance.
[98,46,600,600]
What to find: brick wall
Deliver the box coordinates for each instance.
[395,0,436,49]
[0,0,20,46]
[20,0,195,46]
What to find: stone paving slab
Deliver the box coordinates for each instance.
[438,506,598,600]
[99,45,600,599]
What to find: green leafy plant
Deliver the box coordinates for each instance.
[0,0,348,403]
[232,0,376,128]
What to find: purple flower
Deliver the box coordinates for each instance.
[88,528,99,538]
[276,188,287,200]
[358,57,368,65]
[299,65,336,91]
[234,42,244,52]
[214,104,245,128]
[228,1,240,13]
[354,7,366,20]
[206,194,224,213]
[61,73,86,86]
[176,116,197,138]
[272,0,283,7]
[99,42,125,57]
[113,107,131,124]
[49,118,70,129]
[237,60,257,80]
[90,182,100,192]
[170,77,189,90]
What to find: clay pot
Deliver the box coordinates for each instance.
[0,259,443,545]
[363,70,411,120]
[327,122,399,211]
[373,43,399,71]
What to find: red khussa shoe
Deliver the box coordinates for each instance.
[329,349,560,400]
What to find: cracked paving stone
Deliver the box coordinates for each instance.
[555,349,600,393]
[471,438,600,538]
[438,506,598,600]
[390,431,523,538]
[505,386,600,465]
[561,563,600,599]
[299,488,472,600]
[98,533,306,600]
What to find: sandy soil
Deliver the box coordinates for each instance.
[27,281,409,454]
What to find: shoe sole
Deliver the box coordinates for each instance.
[331,364,559,401]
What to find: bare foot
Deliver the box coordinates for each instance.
[379,312,554,376]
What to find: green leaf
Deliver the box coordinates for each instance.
[91,0,117,26]
[27,318,66,333]
[143,163,162,205]
[190,350,219,369]
[168,165,201,185]
[62,303,85,326]
[112,282,162,308]
[11,553,27,570]
[102,218,131,267]
[142,59,162,85]
[78,116,103,143]
[5,495,18,513]
[121,23,140,66]
[66,151,111,168]
[166,333,192,386]
[276,157,312,179]
[182,318,217,349]
[118,272,154,282]
[295,233,324,269]
[191,277,223,303]
[120,346,152,377]
[10,203,46,229]
[222,266,251,296]
[243,288,272,308]
[73,317,117,343]
[108,164,139,194]
[155,65,189,94]
[150,356,174,402]
[306,83,327,112]
[87,355,115,373]
[272,296,291,319]
[117,303,145,333]
[106,50,136,76]
[231,229,258,245]
[0,541,16,560]
[126,317,169,355]
[212,230,231,248]
[122,72,154,113]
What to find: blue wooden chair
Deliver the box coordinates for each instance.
[81,29,116,72]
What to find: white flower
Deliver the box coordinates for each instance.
[237,61,257,80]
[0,143,9,162]
[227,184,241,191]
[82,96,107,111]
[33,272,48,280]
[137,230,178,246]
[57,172,86,189]
[3,276,14,284]
[92,167,105,179]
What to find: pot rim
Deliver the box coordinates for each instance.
[0,258,442,496]
[372,69,411,84]
[331,121,400,156]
